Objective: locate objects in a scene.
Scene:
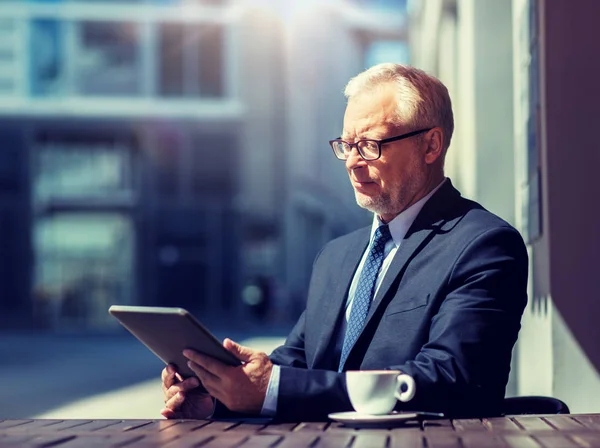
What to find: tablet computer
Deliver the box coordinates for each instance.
[109,305,242,381]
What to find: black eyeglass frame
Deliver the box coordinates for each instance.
[329,127,434,161]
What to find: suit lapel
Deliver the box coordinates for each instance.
[362,181,462,346]
[312,227,370,367]
[365,224,438,322]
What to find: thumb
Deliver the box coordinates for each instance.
[223,338,255,362]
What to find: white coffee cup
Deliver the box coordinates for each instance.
[345,370,416,415]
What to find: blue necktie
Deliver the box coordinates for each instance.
[339,224,392,371]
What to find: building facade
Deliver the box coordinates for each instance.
[0,0,408,330]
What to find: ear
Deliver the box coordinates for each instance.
[423,128,444,165]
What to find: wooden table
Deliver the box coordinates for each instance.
[1,415,600,447]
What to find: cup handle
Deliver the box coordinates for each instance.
[395,374,416,403]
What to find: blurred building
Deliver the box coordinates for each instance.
[409,0,600,413]
[0,0,407,330]
[280,0,408,316]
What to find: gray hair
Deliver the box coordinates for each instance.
[344,63,454,151]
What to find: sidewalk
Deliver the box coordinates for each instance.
[31,336,285,420]
[0,331,287,419]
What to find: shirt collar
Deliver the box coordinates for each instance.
[370,178,447,246]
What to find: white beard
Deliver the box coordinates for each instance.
[355,190,397,216]
[353,161,427,218]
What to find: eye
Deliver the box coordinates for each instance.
[363,141,378,151]
[340,142,352,152]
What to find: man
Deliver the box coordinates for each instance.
[161,63,528,421]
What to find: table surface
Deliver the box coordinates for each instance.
[2,414,600,447]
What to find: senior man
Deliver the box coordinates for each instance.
[161,63,528,421]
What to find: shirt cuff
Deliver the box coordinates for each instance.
[260,365,280,417]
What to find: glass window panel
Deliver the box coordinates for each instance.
[195,23,224,97]
[76,21,141,96]
[33,135,134,202]
[158,22,225,97]
[33,213,134,329]
[0,18,19,96]
[30,19,64,97]
[158,23,185,96]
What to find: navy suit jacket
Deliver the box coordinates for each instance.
[267,180,528,421]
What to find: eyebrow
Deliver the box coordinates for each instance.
[340,133,385,141]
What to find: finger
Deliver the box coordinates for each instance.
[165,377,200,401]
[165,391,187,411]
[178,376,200,391]
[223,339,255,362]
[161,364,177,389]
[187,361,220,386]
[183,350,228,376]
[161,408,180,419]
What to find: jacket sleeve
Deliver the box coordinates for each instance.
[268,311,308,368]
[395,226,528,417]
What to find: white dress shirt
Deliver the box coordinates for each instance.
[260,179,447,416]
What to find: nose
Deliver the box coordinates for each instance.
[345,145,367,171]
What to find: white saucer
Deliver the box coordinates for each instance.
[328,411,420,426]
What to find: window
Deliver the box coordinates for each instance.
[30,20,65,96]
[158,22,225,97]
[33,213,135,329]
[0,18,19,96]
[196,24,224,97]
[76,21,142,96]
[32,133,135,203]
[31,131,137,329]
[158,23,185,96]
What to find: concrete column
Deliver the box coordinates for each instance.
[455,0,515,223]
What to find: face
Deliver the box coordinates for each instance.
[342,85,434,223]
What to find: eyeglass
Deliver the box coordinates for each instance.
[329,128,433,161]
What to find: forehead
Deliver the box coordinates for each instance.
[342,85,399,137]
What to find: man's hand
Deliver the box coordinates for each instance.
[160,364,214,419]
[183,338,273,414]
